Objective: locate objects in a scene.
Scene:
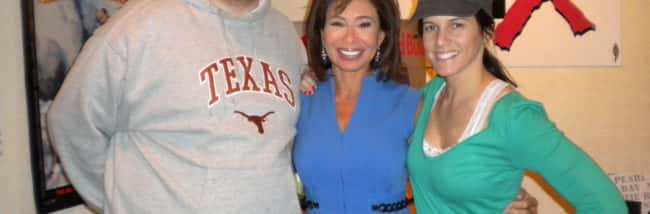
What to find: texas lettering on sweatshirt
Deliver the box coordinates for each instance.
[199,55,296,109]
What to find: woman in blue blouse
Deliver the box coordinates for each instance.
[294,0,418,213]
[293,0,537,213]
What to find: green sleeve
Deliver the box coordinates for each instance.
[505,102,626,213]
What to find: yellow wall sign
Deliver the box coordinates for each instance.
[399,0,418,20]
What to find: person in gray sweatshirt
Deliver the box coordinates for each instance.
[47,0,305,213]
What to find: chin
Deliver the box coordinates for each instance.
[334,63,371,73]
[432,66,459,78]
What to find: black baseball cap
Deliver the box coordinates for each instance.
[411,0,494,20]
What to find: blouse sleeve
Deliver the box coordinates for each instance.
[505,102,626,213]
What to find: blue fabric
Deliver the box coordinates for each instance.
[294,73,421,214]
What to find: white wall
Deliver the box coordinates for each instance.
[0,0,36,213]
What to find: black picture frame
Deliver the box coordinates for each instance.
[21,0,125,212]
[22,0,84,212]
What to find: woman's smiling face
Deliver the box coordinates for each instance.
[421,15,486,77]
[321,0,385,74]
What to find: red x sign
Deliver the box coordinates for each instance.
[495,0,595,49]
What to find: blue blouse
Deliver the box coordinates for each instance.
[294,73,420,214]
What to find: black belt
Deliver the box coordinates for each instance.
[300,198,413,212]
[300,198,320,210]
[371,198,412,212]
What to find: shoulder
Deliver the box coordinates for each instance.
[264,8,306,61]
[265,8,301,39]
[490,92,551,132]
[300,79,331,105]
[494,92,546,118]
[376,81,421,122]
[92,0,189,43]
[382,80,421,103]
[385,80,419,93]
[267,8,295,28]
[100,0,181,29]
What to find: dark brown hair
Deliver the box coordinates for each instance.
[475,10,517,87]
[304,0,403,82]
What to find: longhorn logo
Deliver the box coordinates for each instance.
[234,111,275,134]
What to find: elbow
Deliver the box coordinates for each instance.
[611,200,629,214]
[598,203,628,214]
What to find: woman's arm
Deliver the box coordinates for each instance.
[506,102,626,213]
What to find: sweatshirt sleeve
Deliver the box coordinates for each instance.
[505,102,626,213]
[47,34,126,210]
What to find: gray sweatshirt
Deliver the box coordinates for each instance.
[47,0,305,213]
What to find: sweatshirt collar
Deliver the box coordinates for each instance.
[184,0,270,21]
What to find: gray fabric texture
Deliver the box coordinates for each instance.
[47,0,306,213]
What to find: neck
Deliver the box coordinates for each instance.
[444,67,494,105]
[210,0,259,16]
[333,70,373,99]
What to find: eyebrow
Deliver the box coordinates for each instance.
[450,17,470,22]
[328,15,377,22]
[422,17,469,25]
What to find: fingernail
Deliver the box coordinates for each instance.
[312,85,317,90]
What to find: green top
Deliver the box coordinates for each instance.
[407,77,626,213]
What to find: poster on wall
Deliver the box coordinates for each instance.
[494,0,621,67]
[609,173,650,214]
[21,0,126,212]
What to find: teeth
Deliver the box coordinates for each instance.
[340,49,361,56]
[436,52,458,60]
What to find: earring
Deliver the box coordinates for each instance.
[374,48,381,64]
[321,48,328,65]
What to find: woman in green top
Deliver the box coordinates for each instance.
[406,0,626,213]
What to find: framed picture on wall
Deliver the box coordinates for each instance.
[21,0,127,212]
